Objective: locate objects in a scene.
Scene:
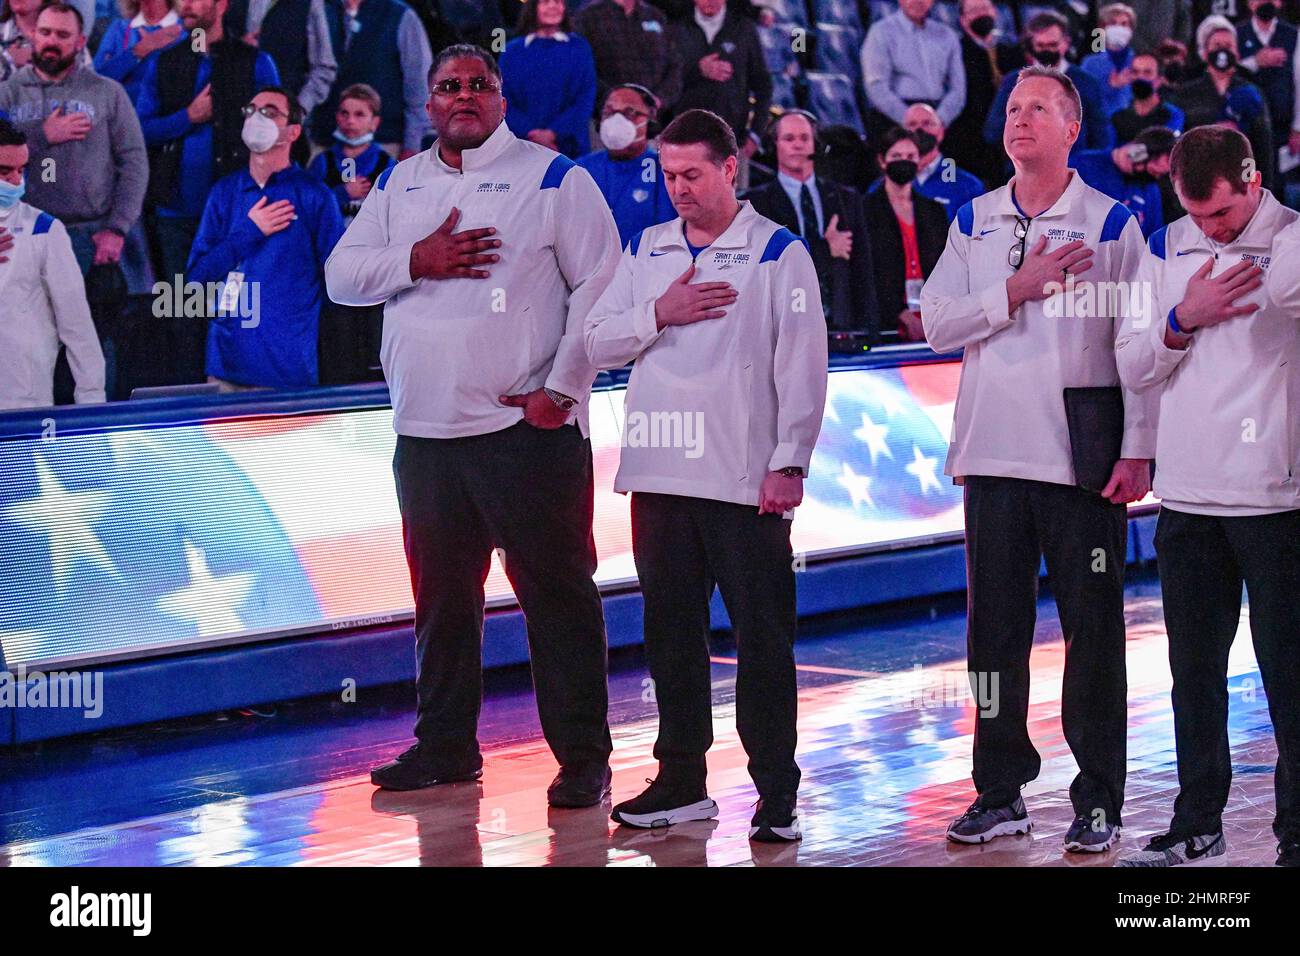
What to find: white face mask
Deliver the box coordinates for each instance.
[241,112,282,154]
[1105,24,1133,50]
[599,113,639,152]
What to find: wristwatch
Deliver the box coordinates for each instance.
[543,387,577,411]
[778,466,805,478]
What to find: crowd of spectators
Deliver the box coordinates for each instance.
[5,0,1300,410]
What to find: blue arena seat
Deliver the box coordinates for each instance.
[868,0,897,23]
[813,22,864,80]
[770,71,800,109]
[765,0,810,27]
[805,70,864,133]
[759,22,802,75]
[813,0,863,29]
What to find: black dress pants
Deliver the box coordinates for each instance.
[392,421,612,771]
[1156,506,1300,843]
[630,491,800,798]
[963,476,1129,825]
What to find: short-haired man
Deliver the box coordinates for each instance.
[1110,52,1185,145]
[326,45,622,806]
[744,109,877,334]
[586,109,827,842]
[0,119,104,410]
[860,0,966,139]
[923,66,1155,852]
[1116,125,1300,869]
[187,87,344,389]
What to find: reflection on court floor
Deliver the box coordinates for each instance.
[0,577,1282,867]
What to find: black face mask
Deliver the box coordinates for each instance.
[969,14,995,38]
[885,159,918,185]
[1257,2,1279,22]
[1030,47,1063,67]
[1130,78,1155,100]
[910,130,938,156]
[1163,60,1185,83]
[1209,49,1237,72]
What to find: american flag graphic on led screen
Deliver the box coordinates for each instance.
[0,364,966,668]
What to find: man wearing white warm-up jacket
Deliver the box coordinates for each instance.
[584,109,827,843]
[1114,125,1300,870]
[921,66,1156,852]
[325,45,622,808]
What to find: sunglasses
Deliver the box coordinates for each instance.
[431,77,501,97]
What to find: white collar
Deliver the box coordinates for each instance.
[433,120,516,173]
[1253,17,1277,45]
[917,154,943,184]
[524,31,569,46]
[777,169,815,194]
[129,9,181,29]
[694,7,726,31]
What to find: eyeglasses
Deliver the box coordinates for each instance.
[1008,216,1030,270]
[241,104,288,120]
[601,107,649,122]
[431,77,501,97]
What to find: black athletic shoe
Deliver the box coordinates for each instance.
[1063,813,1121,853]
[547,763,612,808]
[946,796,1032,844]
[749,795,802,842]
[370,744,483,791]
[1117,829,1225,867]
[1277,840,1300,867]
[611,776,718,829]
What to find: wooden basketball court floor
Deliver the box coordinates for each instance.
[0,573,1286,867]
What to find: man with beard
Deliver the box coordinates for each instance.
[326,45,622,806]
[0,3,147,396]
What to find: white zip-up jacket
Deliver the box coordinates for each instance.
[0,201,104,411]
[324,120,620,438]
[1116,192,1300,515]
[921,171,1156,485]
[584,201,828,507]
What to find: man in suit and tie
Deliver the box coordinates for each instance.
[743,110,877,336]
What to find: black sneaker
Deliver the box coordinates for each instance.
[370,744,483,791]
[1064,813,1121,853]
[946,796,1032,844]
[1276,840,1300,867]
[547,763,612,808]
[611,777,718,829]
[1117,829,1225,867]
[749,795,801,842]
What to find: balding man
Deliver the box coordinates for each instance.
[885,103,986,222]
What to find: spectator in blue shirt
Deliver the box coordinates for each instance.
[1073,126,1176,238]
[306,81,392,224]
[576,83,673,247]
[306,81,390,383]
[893,102,985,222]
[189,86,344,389]
[135,0,280,383]
[93,0,183,105]
[1079,3,1138,123]
[500,0,597,158]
